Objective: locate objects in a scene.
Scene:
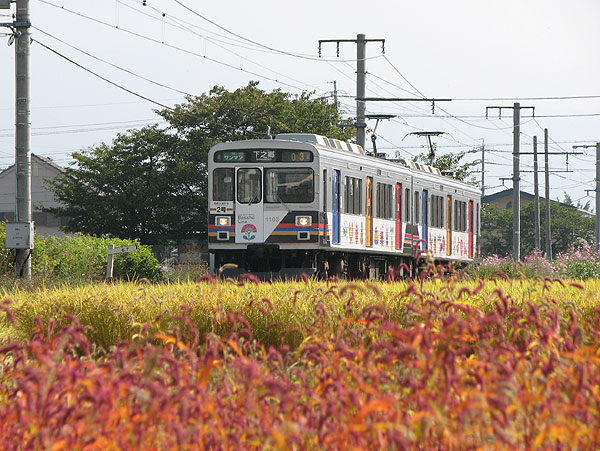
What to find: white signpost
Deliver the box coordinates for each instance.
[106,243,137,278]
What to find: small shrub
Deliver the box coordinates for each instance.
[554,240,600,279]
[0,225,161,283]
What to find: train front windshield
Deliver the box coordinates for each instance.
[265,168,314,203]
[237,168,262,204]
[212,167,314,205]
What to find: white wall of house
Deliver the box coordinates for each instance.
[0,154,67,236]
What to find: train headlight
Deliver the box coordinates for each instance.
[295,216,312,227]
[216,216,231,227]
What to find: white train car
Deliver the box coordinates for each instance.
[208,133,481,279]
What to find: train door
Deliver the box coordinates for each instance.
[366,177,373,246]
[332,169,340,244]
[395,183,402,250]
[468,200,474,258]
[446,195,452,256]
[235,167,263,243]
[422,190,428,250]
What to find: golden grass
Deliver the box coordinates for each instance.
[1,277,598,349]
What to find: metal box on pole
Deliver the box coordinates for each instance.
[5,222,34,249]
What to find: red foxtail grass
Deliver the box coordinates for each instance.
[0,279,600,448]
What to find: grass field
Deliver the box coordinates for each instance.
[1,275,599,448]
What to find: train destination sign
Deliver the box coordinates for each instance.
[214,149,313,163]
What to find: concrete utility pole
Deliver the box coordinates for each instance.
[318,35,385,151]
[533,136,541,250]
[356,34,366,151]
[544,129,552,259]
[573,142,600,251]
[486,103,534,262]
[332,80,338,106]
[522,133,581,256]
[1,0,33,278]
[1,0,33,279]
[512,103,521,262]
[481,140,486,197]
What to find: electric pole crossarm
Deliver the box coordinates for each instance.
[318,34,385,151]
[521,170,574,173]
[486,105,535,119]
[318,37,384,57]
[357,97,451,102]
[519,152,583,155]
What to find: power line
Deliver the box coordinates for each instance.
[453,94,600,101]
[0,98,183,111]
[30,39,351,142]
[116,0,328,93]
[33,38,175,110]
[169,0,379,64]
[36,0,320,93]
[33,26,194,96]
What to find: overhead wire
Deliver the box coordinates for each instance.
[36,0,322,93]
[33,38,176,110]
[33,26,195,97]
[169,0,379,63]
[379,56,595,196]
[116,0,328,93]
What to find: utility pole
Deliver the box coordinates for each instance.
[333,80,338,106]
[544,128,552,259]
[486,103,534,262]
[15,0,32,279]
[477,140,501,198]
[533,136,540,250]
[521,134,581,256]
[573,142,600,251]
[319,34,385,151]
[356,34,366,151]
[2,0,32,279]
[481,140,486,197]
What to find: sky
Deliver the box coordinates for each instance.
[1,0,599,209]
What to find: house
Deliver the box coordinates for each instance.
[0,154,68,236]
[483,188,594,217]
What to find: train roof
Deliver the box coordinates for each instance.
[210,133,480,195]
[274,134,479,193]
[275,133,441,173]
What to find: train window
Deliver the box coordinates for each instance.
[376,183,393,219]
[405,188,410,223]
[237,168,262,204]
[213,168,234,201]
[344,177,350,213]
[431,195,444,228]
[264,168,314,203]
[344,176,362,214]
[454,200,467,232]
[354,178,362,214]
[414,191,420,224]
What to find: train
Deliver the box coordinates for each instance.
[208,133,481,279]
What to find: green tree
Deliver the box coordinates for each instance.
[45,126,191,244]
[481,200,595,257]
[413,149,478,182]
[46,82,353,244]
[480,203,513,256]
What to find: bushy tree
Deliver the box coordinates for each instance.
[45,82,353,243]
[413,150,478,182]
[481,200,595,257]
